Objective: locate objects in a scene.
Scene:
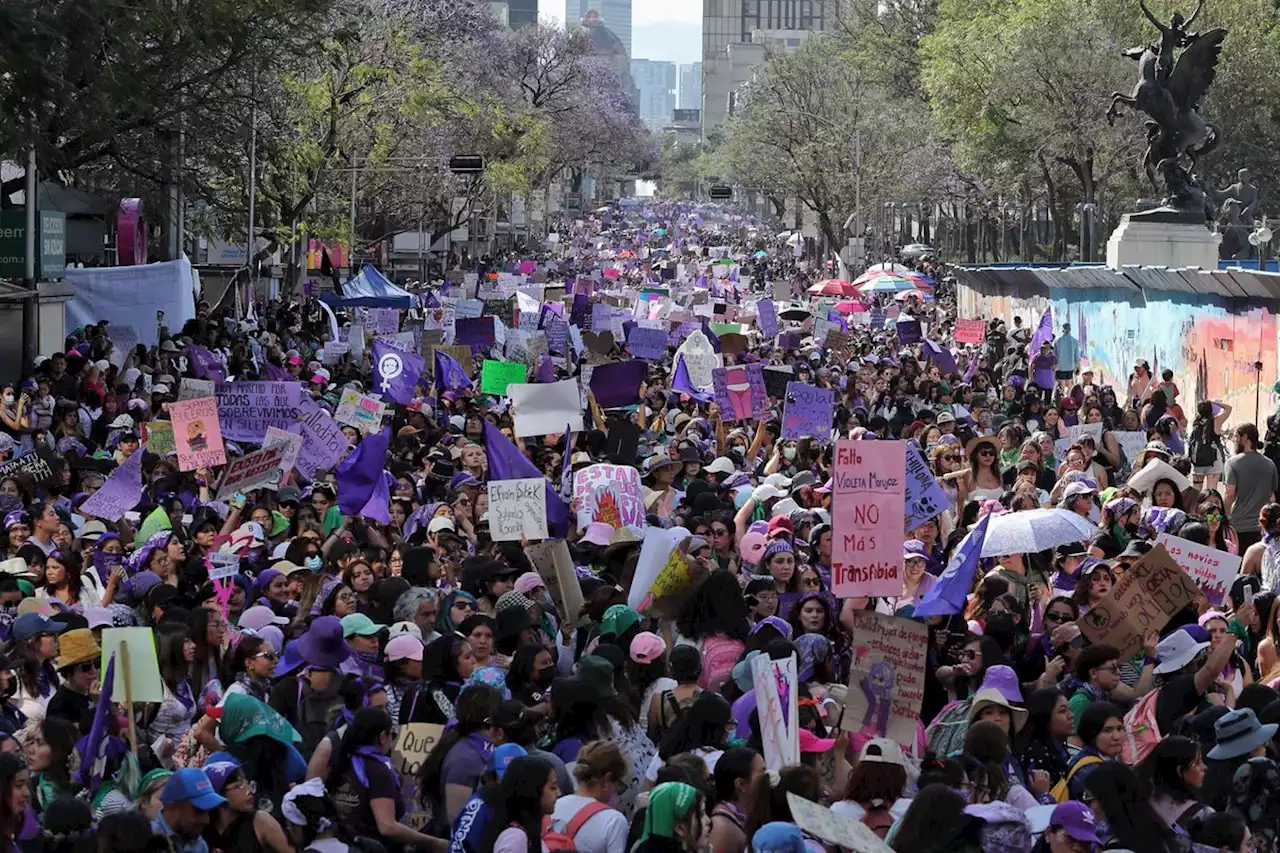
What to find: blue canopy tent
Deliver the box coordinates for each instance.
[319,265,414,309]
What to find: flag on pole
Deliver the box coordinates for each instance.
[371,339,425,405]
[915,512,992,618]
[433,349,473,394]
[483,421,571,537]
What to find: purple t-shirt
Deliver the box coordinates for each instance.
[442,738,488,790]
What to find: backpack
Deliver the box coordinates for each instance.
[1049,754,1104,803]
[1190,423,1219,467]
[542,802,611,853]
[1121,688,1163,765]
[861,802,896,839]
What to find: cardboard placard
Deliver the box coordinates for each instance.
[392,723,444,832]
[508,379,584,438]
[1156,533,1241,606]
[762,366,794,399]
[481,360,528,396]
[787,794,895,853]
[573,463,645,530]
[896,319,921,345]
[263,427,304,474]
[425,344,474,378]
[213,381,304,444]
[1079,544,1199,659]
[625,326,668,360]
[101,627,164,704]
[753,653,800,771]
[0,450,58,487]
[955,319,986,344]
[783,382,833,440]
[832,441,906,599]
[170,397,226,471]
[904,443,950,530]
[178,378,215,401]
[216,445,287,496]
[335,389,386,435]
[711,364,767,422]
[143,421,175,457]
[524,539,587,627]
[207,551,240,582]
[487,479,549,541]
[843,612,927,748]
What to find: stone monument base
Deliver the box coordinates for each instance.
[1106,209,1219,270]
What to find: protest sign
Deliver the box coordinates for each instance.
[481,360,528,396]
[626,326,667,360]
[392,723,444,832]
[424,344,474,378]
[508,379,584,437]
[178,378,214,401]
[783,382,833,440]
[843,612,928,747]
[214,382,303,444]
[1156,533,1240,606]
[101,627,164,704]
[824,328,854,359]
[787,794,894,853]
[206,552,239,582]
[335,388,386,435]
[487,479,549,541]
[374,332,415,354]
[544,317,569,354]
[674,331,719,389]
[762,366,793,399]
[170,397,226,471]
[573,464,645,530]
[711,364,767,422]
[590,360,647,409]
[955,319,987,344]
[263,427,304,474]
[896,319,921,344]
[455,317,495,347]
[869,307,887,329]
[1114,431,1149,468]
[752,653,799,772]
[1079,544,1199,658]
[757,299,778,338]
[78,450,143,523]
[778,331,802,350]
[0,450,58,487]
[628,529,687,612]
[904,443,950,530]
[832,441,906,598]
[295,397,351,478]
[321,342,350,365]
[523,539,586,629]
[454,299,483,320]
[372,308,400,336]
[216,445,287,496]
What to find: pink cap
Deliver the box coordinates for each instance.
[385,635,424,662]
[581,522,615,548]
[514,572,544,596]
[799,728,837,754]
[288,355,303,366]
[630,631,666,664]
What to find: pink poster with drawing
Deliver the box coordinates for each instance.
[170,397,227,472]
[572,464,645,531]
[831,440,906,598]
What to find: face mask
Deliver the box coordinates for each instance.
[2,397,13,407]
[783,447,797,461]
[305,555,323,572]
[533,667,556,687]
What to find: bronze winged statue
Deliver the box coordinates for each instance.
[1106,0,1226,217]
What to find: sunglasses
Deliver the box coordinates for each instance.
[252,651,279,661]
[978,448,995,456]
[454,600,475,611]
[939,455,956,462]
[1044,611,1073,624]
[74,662,100,674]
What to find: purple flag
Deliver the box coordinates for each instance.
[483,421,570,537]
[560,423,574,498]
[359,470,393,525]
[924,339,959,375]
[76,653,116,791]
[916,512,992,618]
[1028,308,1053,357]
[434,350,473,394]
[188,344,226,382]
[372,338,425,405]
[963,354,980,383]
[264,362,290,381]
[336,427,390,517]
[78,449,144,522]
[700,319,721,353]
[673,358,714,404]
[589,360,647,408]
[536,355,558,383]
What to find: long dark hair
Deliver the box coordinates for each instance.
[418,684,500,809]
[0,752,23,851]
[187,608,224,696]
[46,551,83,602]
[480,756,554,853]
[962,720,1011,803]
[155,622,192,695]
[1014,688,1066,752]
[1084,761,1181,853]
[658,692,732,761]
[676,570,749,642]
[890,784,974,853]
[37,717,79,791]
[1135,736,1202,805]
[325,707,392,792]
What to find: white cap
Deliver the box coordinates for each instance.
[389,621,423,640]
[764,473,792,489]
[704,457,736,475]
[771,498,800,518]
[427,517,456,534]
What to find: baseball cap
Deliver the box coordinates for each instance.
[1048,801,1101,845]
[161,768,228,811]
[388,621,423,641]
[799,729,837,754]
[629,631,666,664]
[341,613,386,638]
[858,737,906,767]
[704,457,736,475]
[385,635,424,662]
[490,744,528,779]
[239,605,289,632]
[11,613,69,643]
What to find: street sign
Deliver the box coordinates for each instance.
[709,185,733,200]
[449,155,485,174]
[0,210,66,281]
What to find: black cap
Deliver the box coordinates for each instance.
[146,584,180,610]
[489,699,530,729]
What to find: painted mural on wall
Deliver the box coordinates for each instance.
[957,283,1279,428]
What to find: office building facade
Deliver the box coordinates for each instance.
[677,63,702,111]
[567,0,633,55]
[631,59,679,133]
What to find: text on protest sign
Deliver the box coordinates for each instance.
[843,612,927,749]
[295,397,351,478]
[955,319,986,344]
[487,479,549,541]
[832,440,906,599]
[782,382,834,440]
[214,382,303,444]
[392,723,444,832]
[1156,533,1240,606]
[0,450,58,487]
[170,397,226,471]
[573,463,645,530]
[1079,544,1199,658]
[216,445,288,496]
[335,388,386,435]
[904,443,950,531]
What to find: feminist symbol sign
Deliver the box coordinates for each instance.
[377,351,403,393]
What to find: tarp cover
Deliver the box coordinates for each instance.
[65,257,197,346]
[320,265,414,309]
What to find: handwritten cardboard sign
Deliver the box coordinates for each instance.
[832,441,906,599]
[487,479,549,541]
[783,382,833,440]
[334,388,386,435]
[904,443,950,530]
[392,723,444,832]
[787,793,894,853]
[206,551,240,582]
[573,463,645,530]
[757,299,778,339]
[0,450,58,487]
[1156,533,1240,606]
[214,381,303,444]
[170,397,226,471]
[178,378,214,401]
[1079,544,1199,659]
[625,326,668,361]
[481,360,528,396]
[955,319,987,344]
[896,319,921,345]
[524,539,586,627]
[263,427,304,475]
[216,445,287,496]
[843,612,927,748]
[753,653,799,772]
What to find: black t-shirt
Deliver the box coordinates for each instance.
[1155,672,1202,735]
[331,757,403,841]
[45,686,91,735]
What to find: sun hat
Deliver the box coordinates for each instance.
[54,629,100,670]
[968,688,1029,732]
[385,635,424,662]
[859,737,907,767]
[1208,708,1278,760]
[295,615,351,670]
[0,558,33,580]
[1048,801,1102,845]
[160,768,228,811]
[979,664,1023,703]
[630,631,666,664]
[1155,628,1210,675]
[340,613,386,638]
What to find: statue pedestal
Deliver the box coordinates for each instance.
[1106,212,1219,270]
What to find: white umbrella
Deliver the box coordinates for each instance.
[865,261,913,274]
[980,509,1098,558]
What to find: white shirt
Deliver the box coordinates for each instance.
[549,796,629,853]
[645,746,723,782]
[830,797,912,823]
